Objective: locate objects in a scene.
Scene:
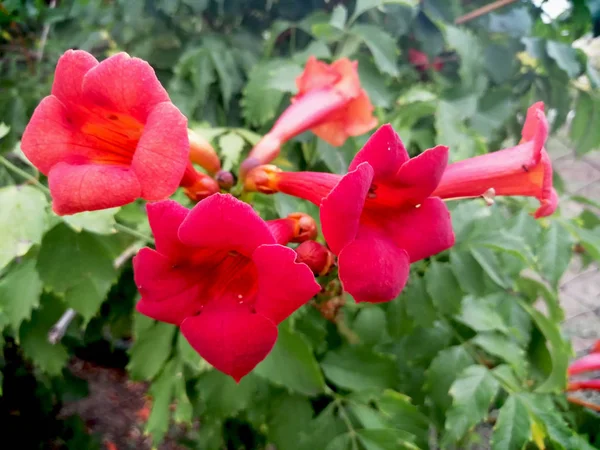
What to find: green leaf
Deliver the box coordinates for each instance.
[197,370,260,417]
[242,61,287,127]
[456,296,509,334]
[37,224,118,323]
[470,247,511,289]
[0,257,42,330]
[443,365,499,444]
[402,276,437,328]
[321,346,398,391]
[205,36,243,108]
[218,132,246,171]
[356,55,395,108]
[353,306,387,345]
[472,332,526,379]
[357,428,419,450]
[546,41,581,78]
[518,300,570,393]
[426,346,474,420]
[350,0,418,23]
[569,91,600,155]
[351,25,399,76]
[516,276,563,322]
[0,123,9,140]
[425,261,463,316]
[538,221,572,287]
[268,395,314,450]
[573,226,600,262]
[330,4,347,29]
[146,358,179,445]
[520,393,575,449]
[491,396,532,450]
[445,25,483,85]
[376,390,429,447]
[254,325,325,396]
[62,208,119,235]
[297,404,347,450]
[450,250,487,296]
[19,294,69,375]
[0,185,48,271]
[128,316,177,380]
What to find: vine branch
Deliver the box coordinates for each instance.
[455,0,519,25]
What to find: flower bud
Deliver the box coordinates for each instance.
[244,164,282,194]
[287,212,317,242]
[240,133,282,179]
[188,129,221,175]
[216,170,236,191]
[180,163,220,201]
[295,241,335,276]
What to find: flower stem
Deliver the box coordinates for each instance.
[0,155,51,197]
[114,223,155,245]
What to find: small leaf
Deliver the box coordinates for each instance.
[443,365,499,444]
[351,24,399,76]
[357,428,419,450]
[570,91,600,155]
[330,4,347,29]
[538,221,572,287]
[62,208,119,235]
[268,395,314,450]
[254,326,325,396]
[472,332,527,379]
[450,250,488,296]
[297,404,347,450]
[491,396,532,450]
[0,185,48,271]
[425,261,463,316]
[128,316,177,380]
[353,306,387,345]
[425,346,474,420]
[444,26,483,85]
[37,224,118,323]
[0,123,9,139]
[546,41,581,78]
[456,296,509,334]
[0,258,42,330]
[321,346,398,391]
[19,295,69,375]
[197,370,260,417]
[218,132,246,171]
[146,358,179,445]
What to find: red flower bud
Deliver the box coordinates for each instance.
[180,163,220,202]
[215,170,236,191]
[188,129,221,175]
[295,241,335,276]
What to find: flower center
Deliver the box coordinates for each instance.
[76,106,144,166]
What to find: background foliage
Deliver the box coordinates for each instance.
[2,0,600,448]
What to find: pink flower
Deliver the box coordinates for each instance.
[133,194,320,381]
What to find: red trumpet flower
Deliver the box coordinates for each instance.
[133,194,320,381]
[22,50,189,215]
[432,102,557,218]
[179,163,220,202]
[408,49,444,72]
[245,125,455,303]
[568,353,600,376]
[240,56,377,176]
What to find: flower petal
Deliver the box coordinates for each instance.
[48,162,140,215]
[51,49,99,106]
[296,56,340,94]
[133,248,202,325]
[338,230,409,303]
[178,194,275,256]
[146,200,190,258]
[343,90,378,137]
[321,162,374,255]
[21,96,76,174]
[81,52,170,123]
[132,102,189,200]
[393,145,448,202]
[349,124,409,180]
[252,244,321,324]
[180,302,278,382]
[376,198,455,262]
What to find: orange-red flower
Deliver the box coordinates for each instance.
[241,56,377,176]
[408,49,444,72]
[21,50,189,215]
[179,162,220,202]
[432,102,557,218]
[188,129,221,175]
[133,195,320,381]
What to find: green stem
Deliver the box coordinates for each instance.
[333,397,359,450]
[114,223,155,245]
[0,155,51,196]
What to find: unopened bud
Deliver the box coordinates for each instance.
[188,129,221,175]
[287,212,317,242]
[182,171,220,202]
[244,164,282,194]
[295,241,335,276]
[215,170,236,191]
[240,133,282,179]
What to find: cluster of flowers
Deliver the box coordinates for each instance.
[22,50,557,381]
[567,341,600,411]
